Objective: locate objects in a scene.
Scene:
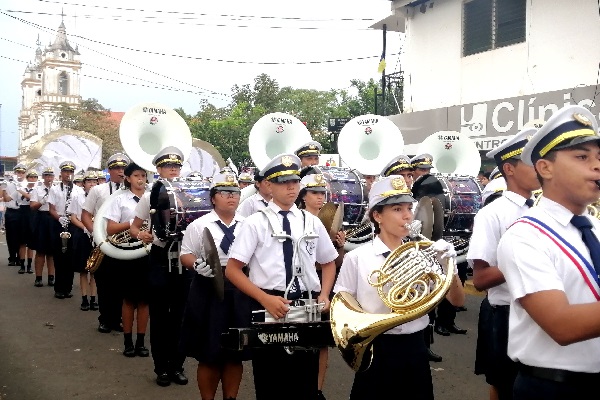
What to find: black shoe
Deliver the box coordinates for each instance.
[156,373,171,387]
[34,278,43,287]
[54,292,65,299]
[434,325,450,336]
[63,292,73,298]
[317,390,326,400]
[455,306,468,312]
[18,266,25,274]
[123,345,136,357]
[427,348,443,362]
[110,324,124,333]
[135,346,150,357]
[80,301,90,311]
[26,267,33,274]
[170,371,188,385]
[8,260,18,266]
[89,300,98,311]
[97,323,111,334]
[447,324,467,334]
[47,276,55,286]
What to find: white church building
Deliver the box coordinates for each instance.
[18,20,82,154]
[373,0,600,160]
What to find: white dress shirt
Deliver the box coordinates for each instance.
[498,196,600,372]
[334,236,429,335]
[229,202,338,292]
[181,210,244,267]
[4,180,24,209]
[134,191,165,247]
[105,190,141,224]
[82,181,122,215]
[67,192,86,220]
[467,191,532,305]
[236,192,269,218]
[48,183,84,216]
[30,184,52,211]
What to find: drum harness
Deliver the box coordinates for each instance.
[259,207,324,321]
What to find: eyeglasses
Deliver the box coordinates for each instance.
[217,191,241,198]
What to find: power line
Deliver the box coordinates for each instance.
[34,0,378,23]
[2,12,394,65]
[3,9,373,30]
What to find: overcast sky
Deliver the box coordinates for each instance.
[0,0,403,157]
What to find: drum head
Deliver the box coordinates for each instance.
[317,166,366,226]
[431,197,445,241]
[203,227,224,301]
[414,197,434,240]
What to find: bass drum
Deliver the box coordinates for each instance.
[413,174,482,236]
[439,175,482,235]
[311,166,367,227]
[150,177,212,241]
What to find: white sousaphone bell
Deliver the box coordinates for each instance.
[337,114,405,176]
[415,130,481,177]
[239,112,313,204]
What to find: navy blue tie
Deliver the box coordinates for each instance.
[382,251,390,258]
[279,210,300,299]
[215,220,237,255]
[525,199,534,208]
[260,199,268,207]
[571,215,600,284]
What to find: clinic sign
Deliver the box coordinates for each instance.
[392,84,600,151]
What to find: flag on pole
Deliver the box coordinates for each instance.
[377,52,386,74]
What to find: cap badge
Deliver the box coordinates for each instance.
[573,113,592,127]
[281,155,293,167]
[309,144,316,150]
[424,157,432,163]
[169,154,178,160]
[391,177,406,191]
[314,174,324,183]
[225,174,235,183]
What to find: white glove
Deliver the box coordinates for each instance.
[59,216,69,229]
[194,258,214,278]
[431,239,457,273]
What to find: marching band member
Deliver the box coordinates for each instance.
[236,171,271,217]
[237,172,254,189]
[105,163,150,358]
[482,166,508,206]
[295,140,322,168]
[68,171,99,311]
[469,128,540,400]
[30,167,56,287]
[73,173,84,188]
[2,164,27,267]
[411,153,434,181]
[382,154,444,361]
[334,175,464,400]
[179,170,246,400]
[130,146,191,388]
[14,169,38,274]
[48,161,84,299]
[225,153,338,400]
[498,105,600,399]
[82,153,129,334]
[381,154,415,188]
[295,173,345,400]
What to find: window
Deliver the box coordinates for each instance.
[463,0,526,56]
[59,72,68,95]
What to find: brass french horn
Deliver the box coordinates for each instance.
[330,224,455,371]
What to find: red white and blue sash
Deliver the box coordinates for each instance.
[513,216,600,300]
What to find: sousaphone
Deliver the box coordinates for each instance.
[415,130,481,177]
[337,114,405,176]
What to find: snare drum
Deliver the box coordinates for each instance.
[438,175,482,234]
[313,166,366,227]
[150,177,212,240]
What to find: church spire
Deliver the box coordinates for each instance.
[48,15,80,55]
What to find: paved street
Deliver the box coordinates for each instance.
[0,234,488,399]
